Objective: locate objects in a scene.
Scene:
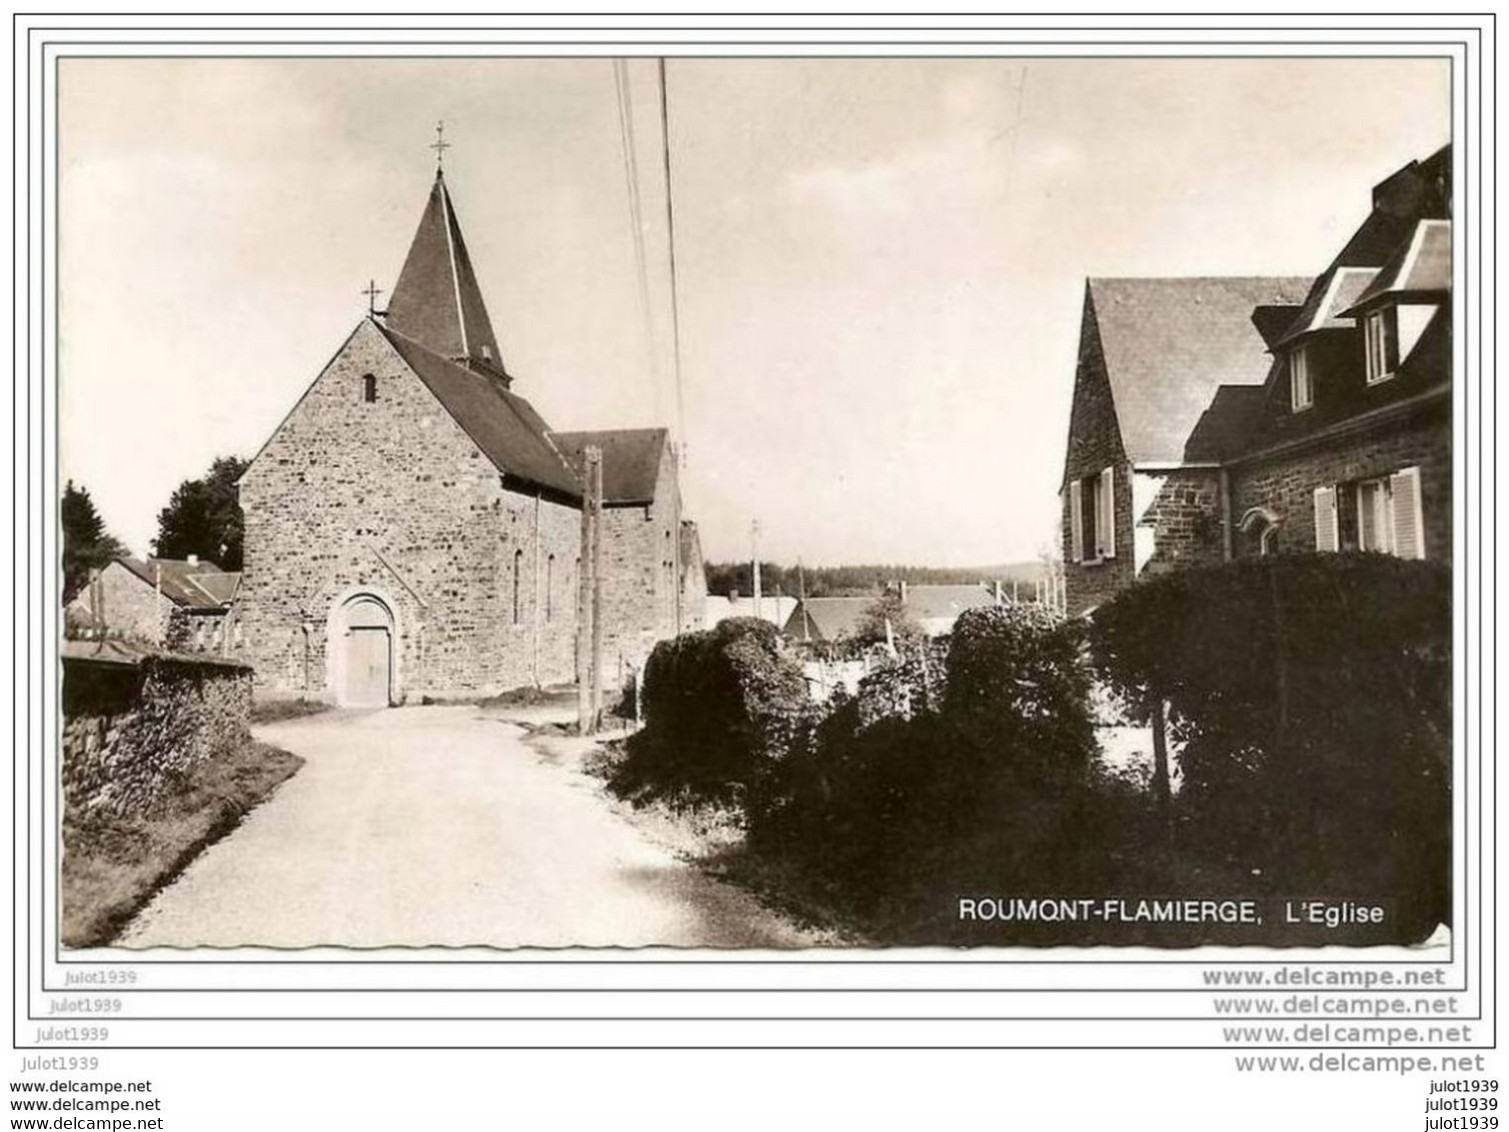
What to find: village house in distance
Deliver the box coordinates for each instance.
[233,162,705,706]
[1060,145,1451,616]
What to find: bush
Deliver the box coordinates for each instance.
[608,618,809,808]
[1090,554,1451,939]
[944,603,1098,790]
[747,603,1099,931]
[854,641,948,729]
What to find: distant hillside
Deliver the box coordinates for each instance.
[703,560,1051,599]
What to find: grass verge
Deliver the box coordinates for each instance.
[61,740,304,948]
[249,698,331,724]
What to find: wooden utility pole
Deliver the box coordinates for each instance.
[577,446,604,735]
[751,518,762,622]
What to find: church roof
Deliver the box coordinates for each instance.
[551,429,670,504]
[377,323,583,500]
[384,174,507,380]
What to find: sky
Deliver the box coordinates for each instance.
[59,57,1449,566]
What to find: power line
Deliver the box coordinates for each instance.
[612,59,660,421]
[657,57,689,473]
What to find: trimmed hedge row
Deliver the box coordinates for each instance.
[1090,553,1452,939]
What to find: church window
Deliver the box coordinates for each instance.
[362,374,378,403]
[512,549,524,625]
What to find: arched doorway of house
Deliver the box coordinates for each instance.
[339,595,394,708]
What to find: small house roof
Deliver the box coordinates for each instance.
[900,584,998,621]
[782,596,872,641]
[1087,276,1312,466]
[115,557,239,612]
[551,429,670,504]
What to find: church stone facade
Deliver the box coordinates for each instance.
[235,171,704,705]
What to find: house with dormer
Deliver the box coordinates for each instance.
[234,167,704,704]
[1060,145,1451,616]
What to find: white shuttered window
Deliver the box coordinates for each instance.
[1068,481,1084,563]
[1098,467,1116,559]
[1390,466,1426,559]
[1313,485,1339,551]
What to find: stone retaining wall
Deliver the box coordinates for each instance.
[62,651,253,817]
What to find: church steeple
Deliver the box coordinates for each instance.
[384,170,508,384]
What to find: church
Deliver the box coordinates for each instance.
[234,164,705,706]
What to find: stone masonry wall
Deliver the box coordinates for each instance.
[236,320,581,701]
[1138,468,1226,577]
[1061,295,1134,616]
[63,563,175,644]
[61,655,252,817]
[1229,404,1451,564]
[595,441,684,688]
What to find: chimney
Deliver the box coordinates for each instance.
[728,587,738,602]
[186,554,199,567]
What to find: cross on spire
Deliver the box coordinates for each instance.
[430,120,450,174]
[362,279,384,316]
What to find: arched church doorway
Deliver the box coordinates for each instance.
[338,594,394,707]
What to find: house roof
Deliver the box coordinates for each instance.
[1273,266,1379,346]
[115,557,239,612]
[782,596,872,641]
[1182,385,1269,463]
[1273,148,1451,348]
[384,174,507,380]
[1088,277,1312,465]
[551,429,670,504]
[377,323,583,500]
[1341,219,1452,316]
[900,584,998,621]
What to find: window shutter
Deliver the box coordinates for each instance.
[1099,467,1116,559]
[1313,485,1339,552]
[1068,480,1084,563]
[1390,466,1425,559]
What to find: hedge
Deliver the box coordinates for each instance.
[608,618,809,808]
[1090,553,1451,939]
[748,603,1099,926]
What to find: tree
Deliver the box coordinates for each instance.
[850,589,925,653]
[153,456,249,570]
[61,481,126,603]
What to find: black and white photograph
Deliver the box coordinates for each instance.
[57,55,1454,953]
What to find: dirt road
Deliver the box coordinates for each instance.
[117,706,821,950]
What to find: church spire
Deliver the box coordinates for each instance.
[384,165,508,384]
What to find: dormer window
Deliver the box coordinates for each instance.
[362,374,378,403]
[1363,308,1398,384]
[1289,345,1313,411]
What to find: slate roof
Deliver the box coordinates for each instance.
[781,597,873,642]
[1088,277,1312,465]
[377,323,583,500]
[901,584,998,622]
[115,557,239,612]
[551,429,670,504]
[384,174,507,379]
[1272,266,1379,346]
[1341,219,1452,316]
